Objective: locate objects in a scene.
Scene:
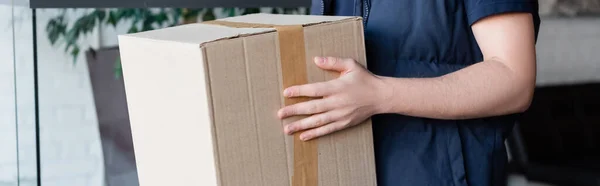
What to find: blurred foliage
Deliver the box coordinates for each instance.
[45,7,308,78]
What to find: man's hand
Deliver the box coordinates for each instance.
[278,57,390,141]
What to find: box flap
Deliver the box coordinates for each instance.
[119,23,274,45]
[218,13,357,26]
[119,14,358,46]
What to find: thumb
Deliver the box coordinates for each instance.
[314,57,354,73]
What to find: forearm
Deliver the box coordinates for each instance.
[377,59,535,120]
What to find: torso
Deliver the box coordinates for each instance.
[311,0,540,185]
[364,0,481,77]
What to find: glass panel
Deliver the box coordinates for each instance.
[0,3,19,186]
[14,6,37,186]
[1,2,36,185]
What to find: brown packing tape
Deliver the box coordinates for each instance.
[202,20,319,186]
[277,25,319,186]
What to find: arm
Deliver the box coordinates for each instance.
[382,12,537,119]
[278,12,537,140]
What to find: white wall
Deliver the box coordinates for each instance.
[36,9,105,186]
[0,6,105,186]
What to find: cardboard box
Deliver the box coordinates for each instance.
[118,13,376,186]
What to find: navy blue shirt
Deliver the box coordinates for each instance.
[311,0,540,186]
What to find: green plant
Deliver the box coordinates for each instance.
[45,8,308,78]
[46,8,203,62]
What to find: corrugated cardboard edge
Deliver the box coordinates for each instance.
[200,46,224,186]
[198,17,362,48]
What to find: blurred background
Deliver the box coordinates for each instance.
[0,0,599,186]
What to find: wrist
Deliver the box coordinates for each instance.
[372,76,395,114]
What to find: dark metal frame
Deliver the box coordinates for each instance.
[29,0,310,8]
[32,8,41,186]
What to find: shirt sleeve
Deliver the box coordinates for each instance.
[465,0,539,25]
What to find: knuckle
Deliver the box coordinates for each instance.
[337,78,351,86]
[341,120,352,128]
[285,107,296,115]
[327,57,339,66]
[298,117,309,126]
[327,126,338,134]
[310,88,321,97]
[312,117,322,128]
[317,82,333,96]
[330,95,346,105]
[315,127,328,136]
[329,82,343,93]
[308,103,319,113]
[293,121,304,131]
[320,114,330,125]
[343,109,355,118]
[342,118,354,128]
[344,58,358,67]
[313,115,327,127]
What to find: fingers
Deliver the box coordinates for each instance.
[282,56,357,98]
[283,81,337,98]
[299,120,349,141]
[314,57,355,73]
[283,109,345,135]
[278,98,333,118]
[283,112,336,134]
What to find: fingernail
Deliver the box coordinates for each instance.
[285,126,292,134]
[300,134,309,141]
[283,89,290,97]
[314,57,324,64]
